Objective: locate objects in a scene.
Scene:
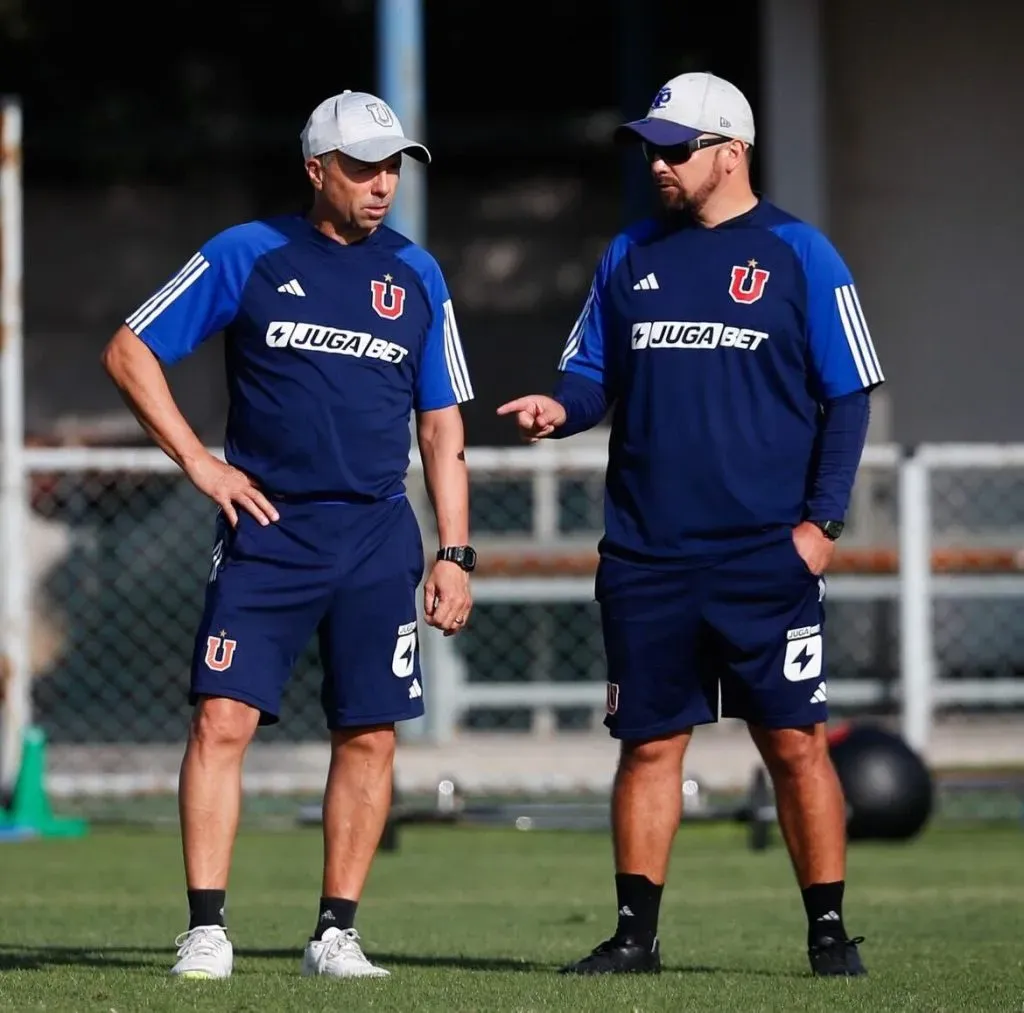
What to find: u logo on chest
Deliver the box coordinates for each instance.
[728,262,771,304]
[370,277,407,320]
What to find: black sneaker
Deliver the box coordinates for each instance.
[808,935,867,977]
[559,934,661,975]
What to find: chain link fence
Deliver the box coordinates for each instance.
[28,468,327,746]
[11,444,1024,798]
[930,464,1024,694]
[20,446,906,751]
[437,446,903,733]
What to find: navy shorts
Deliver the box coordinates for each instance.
[190,496,425,729]
[597,534,828,739]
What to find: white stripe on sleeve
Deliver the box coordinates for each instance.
[847,284,884,382]
[558,282,595,370]
[442,299,473,402]
[126,254,210,334]
[126,252,202,328]
[835,284,875,386]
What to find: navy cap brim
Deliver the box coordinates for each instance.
[613,118,703,146]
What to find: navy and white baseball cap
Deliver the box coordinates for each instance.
[300,90,431,164]
[615,72,755,147]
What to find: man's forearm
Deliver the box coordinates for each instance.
[417,408,470,546]
[805,390,871,520]
[102,326,208,472]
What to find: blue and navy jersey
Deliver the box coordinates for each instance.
[125,215,474,500]
[558,199,884,564]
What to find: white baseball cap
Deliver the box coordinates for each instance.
[615,72,755,147]
[300,90,431,164]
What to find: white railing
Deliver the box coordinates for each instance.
[0,97,26,792]
[2,95,1023,795]
[3,438,1024,795]
[417,441,1024,748]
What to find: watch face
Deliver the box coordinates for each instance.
[439,546,477,570]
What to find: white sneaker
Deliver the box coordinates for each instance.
[170,925,233,979]
[301,927,390,978]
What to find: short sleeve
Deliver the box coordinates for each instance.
[125,222,284,365]
[772,223,885,399]
[397,247,474,411]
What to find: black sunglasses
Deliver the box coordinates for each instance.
[641,135,733,165]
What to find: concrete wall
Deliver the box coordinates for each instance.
[825,0,1023,443]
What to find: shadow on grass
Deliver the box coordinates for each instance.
[662,963,810,979]
[0,945,166,972]
[0,944,810,978]
[0,944,548,974]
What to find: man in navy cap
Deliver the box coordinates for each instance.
[499,72,881,978]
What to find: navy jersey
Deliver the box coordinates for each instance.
[126,215,474,500]
[558,199,884,565]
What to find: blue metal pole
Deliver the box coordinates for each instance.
[377,0,432,744]
[618,0,655,226]
[377,0,426,244]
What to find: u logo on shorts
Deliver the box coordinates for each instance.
[205,633,238,672]
[606,682,620,715]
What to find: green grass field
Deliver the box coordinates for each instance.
[1,822,1021,1011]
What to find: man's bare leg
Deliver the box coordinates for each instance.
[169,695,259,978]
[178,696,261,925]
[613,730,692,884]
[562,729,691,974]
[748,724,845,887]
[313,724,396,937]
[749,723,865,976]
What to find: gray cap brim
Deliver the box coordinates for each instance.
[338,137,432,165]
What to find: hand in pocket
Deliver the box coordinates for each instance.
[791,521,835,576]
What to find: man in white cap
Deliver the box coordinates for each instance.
[102,90,477,979]
[499,72,881,978]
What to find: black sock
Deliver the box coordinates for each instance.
[614,873,663,947]
[802,881,847,944]
[187,889,226,930]
[313,896,358,940]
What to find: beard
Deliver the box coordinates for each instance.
[656,160,724,215]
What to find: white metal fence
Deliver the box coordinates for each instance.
[2,438,1024,797]
[3,96,1024,798]
[1,96,26,794]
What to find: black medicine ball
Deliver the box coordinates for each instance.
[828,724,934,841]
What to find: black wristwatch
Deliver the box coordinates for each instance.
[811,520,845,541]
[437,545,477,572]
